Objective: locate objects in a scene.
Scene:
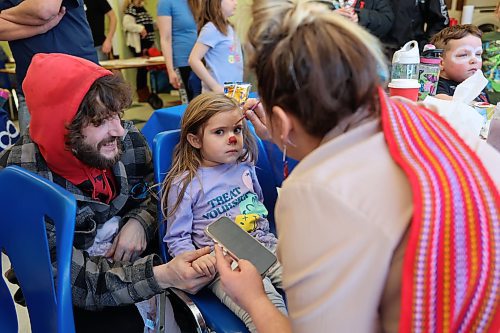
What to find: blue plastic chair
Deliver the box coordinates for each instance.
[0,165,77,333]
[153,129,283,333]
[141,104,186,147]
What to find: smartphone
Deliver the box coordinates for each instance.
[205,217,277,276]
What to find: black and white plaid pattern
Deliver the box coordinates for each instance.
[0,121,163,309]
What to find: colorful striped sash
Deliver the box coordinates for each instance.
[378,88,500,332]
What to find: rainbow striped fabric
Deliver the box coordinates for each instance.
[378,88,500,332]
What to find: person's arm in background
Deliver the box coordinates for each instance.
[215,246,292,333]
[0,7,65,40]
[0,0,63,26]
[101,9,117,55]
[158,15,181,89]
[189,41,223,93]
[189,23,224,93]
[422,0,449,46]
[357,0,394,39]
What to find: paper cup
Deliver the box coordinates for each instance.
[388,79,420,101]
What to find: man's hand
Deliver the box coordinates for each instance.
[154,247,214,293]
[39,6,65,33]
[192,253,217,277]
[0,0,63,26]
[105,218,147,262]
[244,98,271,141]
[0,6,65,41]
[214,245,266,313]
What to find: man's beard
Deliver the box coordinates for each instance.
[71,136,123,169]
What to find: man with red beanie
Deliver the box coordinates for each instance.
[0,53,213,332]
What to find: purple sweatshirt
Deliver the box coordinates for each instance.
[163,162,277,257]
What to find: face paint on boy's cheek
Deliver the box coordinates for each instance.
[450,46,483,64]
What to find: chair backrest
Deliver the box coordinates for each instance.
[153,129,181,261]
[142,104,187,147]
[0,166,77,333]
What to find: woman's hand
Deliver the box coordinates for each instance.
[214,245,267,313]
[244,99,272,141]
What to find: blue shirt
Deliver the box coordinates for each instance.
[0,0,97,91]
[157,0,197,68]
[197,22,243,91]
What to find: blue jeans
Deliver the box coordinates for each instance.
[95,46,109,61]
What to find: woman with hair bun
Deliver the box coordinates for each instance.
[215,0,500,332]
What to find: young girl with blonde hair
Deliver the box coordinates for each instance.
[162,92,287,332]
[188,0,243,93]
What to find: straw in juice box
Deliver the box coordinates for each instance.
[224,82,252,105]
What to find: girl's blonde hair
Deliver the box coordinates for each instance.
[247,0,389,138]
[198,0,232,35]
[122,0,145,13]
[161,92,258,218]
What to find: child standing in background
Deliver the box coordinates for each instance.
[189,0,243,93]
[122,0,156,102]
[162,93,287,332]
[431,24,491,103]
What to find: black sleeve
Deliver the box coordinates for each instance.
[436,79,455,97]
[98,0,112,14]
[358,0,394,39]
[424,0,449,42]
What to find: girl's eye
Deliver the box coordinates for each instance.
[234,127,242,134]
[215,129,224,135]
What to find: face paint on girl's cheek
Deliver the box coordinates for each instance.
[228,136,237,144]
[450,46,483,64]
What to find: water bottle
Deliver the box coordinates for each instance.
[391,40,420,81]
[418,45,442,101]
[389,40,420,101]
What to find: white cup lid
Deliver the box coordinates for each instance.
[392,40,420,64]
[388,79,420,89]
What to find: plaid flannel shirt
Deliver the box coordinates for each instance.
[0,121,164,309]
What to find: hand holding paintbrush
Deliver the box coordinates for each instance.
[234,100,261,125]
[235,99,271,141]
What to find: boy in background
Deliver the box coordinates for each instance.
[431,24,490,103]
